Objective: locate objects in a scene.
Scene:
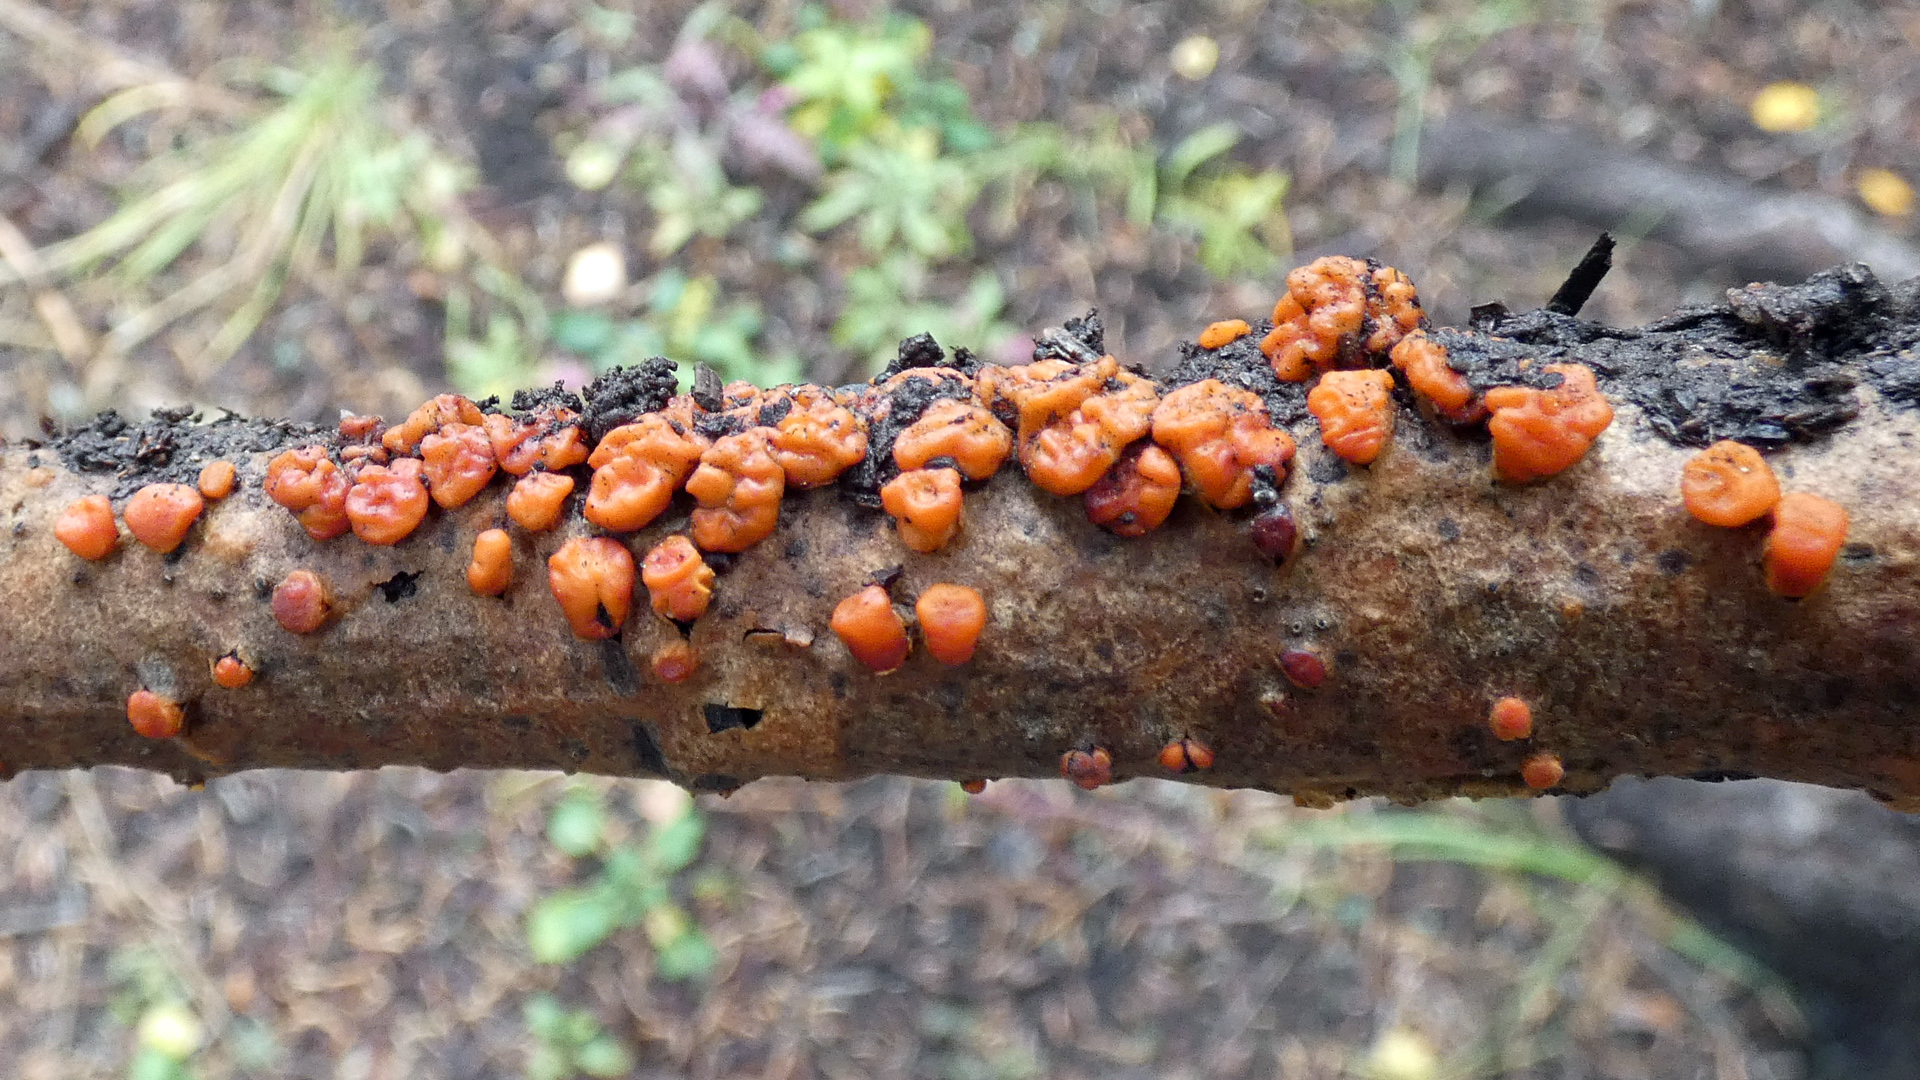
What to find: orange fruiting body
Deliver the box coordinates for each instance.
[1681,440,1780,527]
[891,398,1013,480]
[1150,379,1297,508]
[1390,331,1483,423]
[1484,363,1614,483]
[1158,736,1215,773]
[197,460,237,500]
[959,779,987,795]
[769,386,869,487]
[126,690,185,740]
[651,640,699,683]
[687,430,786,553]
[1260,256,1370,381]
[382,394,485,455]
[467,528,513,597]
[123,483,205,554]
[484,408,590,475]
[831,584,910,673]
[1307,369,1397,465]
[1763,492,1848,598]
[641,535,716,622]
[1363,263,1424,355]
[1198,319,1252,350]
[54,495,118,560]
[212,654,253,689]
[1060,747,1114,790]
[1489,697,1533,741]
[1521,753,1565,790]
[263,446,352,541]
[506,472,575,532]
[1021,371,1160,496]
[339,413,383,443]
[881,467,965,553]
[271,570,333,634]
[915,583,987,665]
[1281,648,1326,689]
[1084,443,1183,537]
[419,422,498,509]
[584,414,710,532]
[344,463,430,545]
[547,537,635,640]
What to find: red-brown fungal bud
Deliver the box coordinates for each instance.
[263,446,351,541]
[419,422,498,509]
[651,640,699,683]
[1521,753,1565,790]
[1084,443,1183,537]
[484,409,591,476]
[1250,504,1298,562]
[881,467,966,553]
[381,394,485,455]
[271,570,333,634]
[1151,380,1297,508]
[467,528,513,597]
[123,483,205,554]
[1060,747,1114,790]
[891,399,1013,480]
[830,584,910,673]
[915,583,987,665]
[1390,331,1484,423]
[687,430,785,553]
[641,535,715,622]
[1484,363,1614,484]
[959,779,988,795]
[769,386,869,487]
[344,463,430,546]
[583,414,710,533]
[547,537,635,641]
[1281,648,1326,689]
[1198,319,1252,350]
[1489,697,1533,741]
[126,690,185,740]
[506,472,575,532]
[1158,736,1215,773]
[1764,492,1848,598]
[212,653,254,689]
[196,460,237,500]
[1307,369,1397,466]
[54,494,118,560]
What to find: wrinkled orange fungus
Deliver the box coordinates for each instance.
[584,415,710,532]
[271,570,333,634]
[1261,257,1424,381]
[1307,369,1397,465]
[1363,263,1424,355]
[55,495,118,560]
[484,408,590,475]
[641,535,715,622]
[127,690,185,740]
[1158,736,1214,773]
[1763,492,1848,598]
[506,472,575,532]
[915,583,986,665]
[1021,371,1159,496]
[687,430,786,553]
[1083,443,1182,536]
[1390,331,1483,423]
[212,653,254,689]
[1489,697,1533,741]
[1521,753,1565,790]
[881,467,965,553]
[467,528,513,596]
[264,446,352,541]
[123,483,205,554]
[769,386,869,487]
[197,460,237,500]
[1198,319,1252,350]
[1060,747,1113,790]
[344,463,430,546]
[1150,380,1296,508]
[1681,440,1780,527]
[339,413,383,443]
[382,394,485,455]
[891,398,1012,480]
[1484,363,1614,483]
[547,537,635,640]
[651,640,699,683]
[419,422,498,509]
[831,584,910,673]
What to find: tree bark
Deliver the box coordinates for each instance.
[3,265,1919,809]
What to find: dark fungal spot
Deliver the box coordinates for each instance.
[1307,454,1348,484]
[690,774,740,794]
[630,720,668,775]
[784,538,809,560]
[1574,563,1601,587]
[1686,769,1759,783]
[703,704,763,733]
[1165,321,1311,426]
[374,570,422,603]
[507,381,584,416]
[1656,549,1692,576]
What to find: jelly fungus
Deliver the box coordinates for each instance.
[547,537,635,640]
[55,495,118,560]
[977,356,1110,441]
[881,467,966,553]
[1150,380,1297,508]
[1307,369,1397,465]
[1060,747,1114,790]
[1521,753,1565,790]
[651,640,700,683]
[484,409,590,475]
[584,415,710,532]
[506,472,575,532]
[345,462,430,545]
[212,653,254,689]
[196,460,237,500]
[1281,648,1327,689]
[126,690,185,740]
[1260,256,1420,381]
[419,423,498,509]
[769,386,869,487]
[915,583,987,665]
[467,528,513,597]
[339,413,383,443]
[641,535,716,622]
[271,570,333,634]
[1488,697,1533,741]
[123,483,205,553]
[1390,331,1483,423]
[1158,736,1215,773]
[1681,440,1780,527]
[959,779,988,795]
[264,446,352,541]
[1020,371,1159,496]
[831,584,911,673]
[1198,319,1252,350]
[1084,443,1182,537]
[1764,492,1848,598]
[687,430,786,553]
[1484,363,1614,483]
[1250,504,1299,562]
[891,399,1013,480]
[382,393,485,455]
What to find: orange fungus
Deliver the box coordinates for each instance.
[1763,492,1848,598]
[382,394,485,455]
[1281,648,1326,689]
[419,422,498,509]
[651,640,699,683]
[484,408,590,475]
[196,460,237,500]
[55,495,118,560]
[123,483,205,554]
[584,415,709,533]
[1390,331,1483,423]
[1151,380,1296,508]
[1084,443,1183,537]
[915,583,987,665]
[891,398,1012,480]
[1306,369,1397,465]
[547,537,635,640]
[1198,319,1251,350]
[687,430,786,553]
[506,472,575,532]
[1681,440,1780,527]
[1060,747,1114,790]
[831,584,910,673]
[769,386,869,487]
[212,653,254,689]
[126,690,185,740]
[467,528,513,597]
[264,446,352,541]
[1261,256,1423,382]
[1158,736,1214,773]
[641,535,716,622]
[960,779,988,795]
[1484,363,1614,483]
[1522,753,1565,790]
[1489,697,1533,741]
[881,467,966,553]
[344,463,430,545]
[271,570,333,634]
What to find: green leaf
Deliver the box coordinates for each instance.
[526,890,624,964]
[1161,122,1242,187]
[546,791,605,857]
[647,811,705,874]
[127,1048,187,1080]
[654,928,719,981]
[522,993,568,1040]
[526,1043,570,1080]
[551,311,616,356]
[575,1035,637,1078]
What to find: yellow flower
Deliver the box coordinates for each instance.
[1750,81,1821,133]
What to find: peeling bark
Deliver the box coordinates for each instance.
[3,265,1919,809]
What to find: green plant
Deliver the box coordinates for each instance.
[108,948,206,1080]
[550,270,803,390]
[523,994,636,1080]
[1154,123,1293,278]
[833,254,1016,370]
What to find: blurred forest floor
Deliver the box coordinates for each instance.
[2,0,1918,1076]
